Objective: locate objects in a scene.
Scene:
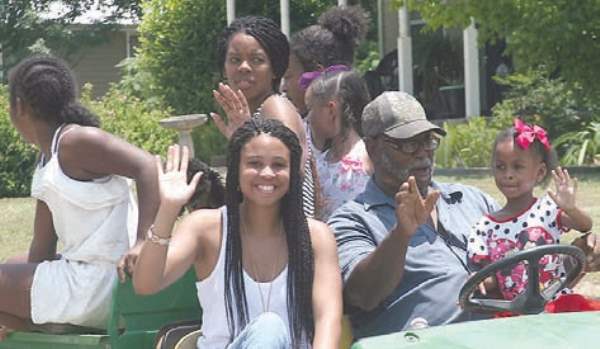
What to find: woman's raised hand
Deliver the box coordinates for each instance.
[157,144,203,208]
[211,83,251,139]
[548,167,577,211]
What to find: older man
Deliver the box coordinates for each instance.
[329,91,599,340]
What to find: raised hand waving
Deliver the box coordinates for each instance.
[394,177,440,237]
[548,167,577,211]
[211,83,251,139]
[157,144,203,208]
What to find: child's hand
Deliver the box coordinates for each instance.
[393,177,439,238]
[548,167,578,212]
[211,83,251,139]
[157,145,202,208]
[476,275,498,296]
[117,242,143,283]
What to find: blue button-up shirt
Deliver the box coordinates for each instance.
[329,178,499,339]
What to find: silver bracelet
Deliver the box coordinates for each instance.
[147,224,170,246]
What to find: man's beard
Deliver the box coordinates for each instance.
[380,151,433,196]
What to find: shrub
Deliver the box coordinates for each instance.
[492,70,600,165]
[81,84,176,156]
[0,86,37,197]
[554,121,600,166]
[435,113,513,168]
[436,70,600,167]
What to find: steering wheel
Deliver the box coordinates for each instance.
[459,245,586,315]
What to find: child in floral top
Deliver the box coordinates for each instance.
[304,69,372,219]
[467,119,592,300]
[314,140,370,219]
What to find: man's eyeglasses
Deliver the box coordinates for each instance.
[379,134,440,154]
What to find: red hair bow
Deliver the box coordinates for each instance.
[514,118,551,151]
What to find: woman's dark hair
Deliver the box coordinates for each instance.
[492,123,559,185]
[309,70,371,137]
[224,117,314,347]
[217,16,290,92]
[184,158,225,211]
[290,5,369,72]
[8,55,100,127]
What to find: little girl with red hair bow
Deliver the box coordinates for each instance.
[466,118,592,301]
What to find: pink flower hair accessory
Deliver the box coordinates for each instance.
[513,118,551,151]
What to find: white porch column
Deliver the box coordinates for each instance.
[338,0,348,6]
[463,18,480,118]
[280,0,290,37]
[377,0,384,57]
[397,3,413,94]
[226,0,235,25]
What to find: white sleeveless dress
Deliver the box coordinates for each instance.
[195,207,290,349]
[30,124,138,328]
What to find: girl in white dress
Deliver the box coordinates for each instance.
[467,119,592,299]
[0,55,159,335]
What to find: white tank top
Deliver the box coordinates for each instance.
[196,207,290,349]
[30,124,137,264]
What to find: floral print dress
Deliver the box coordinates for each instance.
[314,140,370,220]
[466,195,569,300]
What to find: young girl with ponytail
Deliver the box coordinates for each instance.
[0,55,159,335]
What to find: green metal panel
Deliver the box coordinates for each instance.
[352,311,600,349]
[107,269,201,348]
[0,269,201,349]
[0,332,109,349]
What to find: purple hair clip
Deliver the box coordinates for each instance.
[298,64,351,90]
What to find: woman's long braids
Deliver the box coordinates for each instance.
[217,16,289,92]
[309,70,371,137]
[290,5,369,71]
[493,124,558,185]
[224,117,314,347]
[8,55,100,127]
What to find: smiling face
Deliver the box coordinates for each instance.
[239,133,291,206]
[493,138,546,201]
[224,33,275,109]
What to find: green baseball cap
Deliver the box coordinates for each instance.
[362,91,446,139]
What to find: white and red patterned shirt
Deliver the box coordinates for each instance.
[467,195,568,300]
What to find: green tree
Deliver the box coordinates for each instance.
[395,0,600,99]
[1,0,141,79]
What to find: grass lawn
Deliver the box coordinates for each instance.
[1,173,599,296]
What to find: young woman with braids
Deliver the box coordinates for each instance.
[282,5,370,116]
[305,69,373,219]
[210,15,321,219]
[0,55,158,335]
[132,118,342,349]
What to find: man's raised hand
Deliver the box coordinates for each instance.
[394,177,440,238]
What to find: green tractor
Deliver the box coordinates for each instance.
[0,270,201,349]
[352,245,600,349]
